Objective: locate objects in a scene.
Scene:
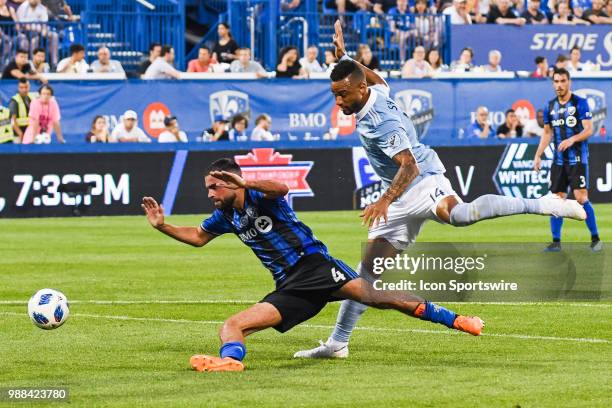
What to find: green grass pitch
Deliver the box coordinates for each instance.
[1,206,610,407]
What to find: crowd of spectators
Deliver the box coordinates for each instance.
[0,0,609,145]
[322,0,611,77]
[465,105,546,139]
[1,1,608,82]
[0,42,128,81]
[198,113,277,143]
[326,0,612,25]
[0,78,65,144]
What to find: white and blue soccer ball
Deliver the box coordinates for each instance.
[27,289,70,330]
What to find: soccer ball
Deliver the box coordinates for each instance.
[34,132,51,144]
[27,289,70,330]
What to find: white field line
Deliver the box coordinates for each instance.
[2,312,610,345]
[1,300,611,307]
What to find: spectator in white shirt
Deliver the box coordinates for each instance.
[524,109,545,137]
[473,0,490,23]
[450,47,474,72]
[229,48,266,76]
[427,48,449,73]
[56,43,89,74]
[143,45,181,79]
[443,0,472,24]
[299,45,324,74]
[401,46,433,78]
[16,0,59,67]
[552,1,590,24]
[324,49,338,72]
[158,116,188,143]
[483,49,503,72]
[251,114,276,141]
[567,46,584,74]
[90,46,125,74]
[110,110,151,143]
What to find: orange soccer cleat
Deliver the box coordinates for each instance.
[190,355,245,372]
[453,315,485,336]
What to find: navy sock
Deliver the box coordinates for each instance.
[219,341,246,361]
[550,216,563,242]
[418,301,457,328]
[582,201,599,241]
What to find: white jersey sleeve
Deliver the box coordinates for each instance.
[370,83,390,98]
[376,129,413,160]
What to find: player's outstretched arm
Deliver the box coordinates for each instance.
[361,149,419,227]
[209,170,289,199]
[245,180,289,199]
[333,20,388,88]
[142,196,215,247]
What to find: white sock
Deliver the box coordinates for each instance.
[330,263,368,344]
[450,194,542,227]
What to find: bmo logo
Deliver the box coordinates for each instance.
[469,99,537,127]
[255,216,273,233]
[143,102,171,138]
[289,113,327,128]
[238,216,273,242]
[551,118,565,126]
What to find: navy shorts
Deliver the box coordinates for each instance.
[260,253,358,333]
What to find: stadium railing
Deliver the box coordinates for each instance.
[184,16,227,64]
[275,11,450,71]
[0,1,185,72]
[81,0,185,70]
[0,21,85,66]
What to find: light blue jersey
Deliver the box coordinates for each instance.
[356,84,445,189]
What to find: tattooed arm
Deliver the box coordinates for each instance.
[361,149,420,228]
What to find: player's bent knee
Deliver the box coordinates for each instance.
[219,315,246,336]
[574,190,589,204]
[436,195,460,224]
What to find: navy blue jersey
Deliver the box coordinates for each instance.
[201,189,329,283]
[543,93,592,166]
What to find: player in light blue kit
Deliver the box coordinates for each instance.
[294,21,587,359]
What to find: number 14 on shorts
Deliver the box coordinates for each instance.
[430,187,446,203]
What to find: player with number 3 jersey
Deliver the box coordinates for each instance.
[534,67,601,253]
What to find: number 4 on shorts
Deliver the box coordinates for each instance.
[331,267,346,283]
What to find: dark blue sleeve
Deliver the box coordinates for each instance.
[248,188,286,205]
[542,103,550,125]
[248,189,266,204]
[201,210,233,236]
[577,97,592,121]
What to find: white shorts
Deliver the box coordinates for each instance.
[368,174,461,250]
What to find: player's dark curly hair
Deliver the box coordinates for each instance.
[330,60,364,82]
[206,158,242,176]
[552,67,570,80]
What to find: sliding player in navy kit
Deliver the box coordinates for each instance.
[142,158,486,372]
